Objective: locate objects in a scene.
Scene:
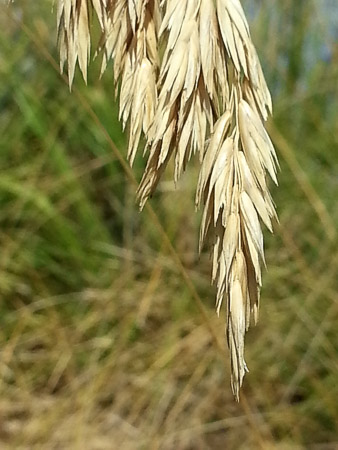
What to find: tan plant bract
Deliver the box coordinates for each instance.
[56,0,278,400]
[57,0,160,165]
[57,0,104,85]
[99,0,160,165]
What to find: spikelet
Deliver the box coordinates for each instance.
[56,0,107,86]
[55,0,278,399]
[100,0,161,165]
[137,0,227,208]
[57,0,160,165]
[195,0,278,398]
[196,91,278,399]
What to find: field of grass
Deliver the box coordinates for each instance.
[0,1,337,449]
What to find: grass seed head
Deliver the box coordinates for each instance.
[56,0,278,399]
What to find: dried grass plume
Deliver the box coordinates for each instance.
[56,0,278,400]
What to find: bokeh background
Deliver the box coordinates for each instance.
[0,1,337,448]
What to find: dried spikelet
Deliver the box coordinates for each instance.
[55,0,278,399]
[137,0,224,208]
[57,0,160,165]
[136,0,278,398]
[56,0,106,86]
[194,0,278,399]
[99,0,161,165]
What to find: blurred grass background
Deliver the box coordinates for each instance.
[0,1,337,449]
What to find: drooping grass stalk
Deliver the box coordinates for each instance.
[56,0,278,399]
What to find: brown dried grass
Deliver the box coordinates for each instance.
[56,0,278,399]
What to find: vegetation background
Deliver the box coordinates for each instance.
[0,0,337,448]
